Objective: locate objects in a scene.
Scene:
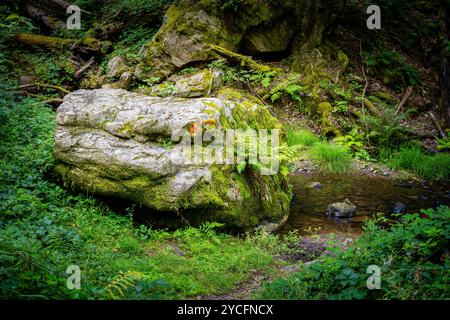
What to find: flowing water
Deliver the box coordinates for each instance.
[279,173,450,237]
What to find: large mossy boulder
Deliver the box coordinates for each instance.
[54,89,291,228]
[135,0,345,79]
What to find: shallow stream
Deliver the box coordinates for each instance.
[279,173,450,236]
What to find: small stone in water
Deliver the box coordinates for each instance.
[309,182,322,189]
[393,202,407,214]
[325,198,356,218]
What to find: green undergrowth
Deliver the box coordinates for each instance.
[103,24,158,71]
[286,128,352,175]
[0,97,275,299]
[286,127,449,180]
[381,145,450,182]
[74,0,173,18]
[286,128,320,148]
[258,206,450,300]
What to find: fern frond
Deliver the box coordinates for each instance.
[105,270,146,300]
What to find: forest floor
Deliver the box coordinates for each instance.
[0,1,449,300]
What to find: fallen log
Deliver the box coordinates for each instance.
[43,98,64,107]
[363,98,383,117]
[428,112,447,139]
[14,82,70,94]
[46,0,91,14]
[16,33,107,51]
[395,86,414,115]
[209,44,274,73]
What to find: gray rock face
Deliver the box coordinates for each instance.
[325,198,357,218]
[173,70,223,98]
[54,89,291,227]
[243,20,295,54]
[107,56,127,78]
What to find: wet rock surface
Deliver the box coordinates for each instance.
[325,198,357,218]
[393,202,407,214]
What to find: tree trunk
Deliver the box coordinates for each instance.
[439,0,450,129]
[25,4,64,32]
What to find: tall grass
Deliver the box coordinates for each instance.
[286,129,352,174]
[383,146,450,181]
[309,142,352,175]
[286,128,320,147]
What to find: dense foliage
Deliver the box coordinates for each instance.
[259,206,450,300]
[0,97,275,299]
[0,0,448,301]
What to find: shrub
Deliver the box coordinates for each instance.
[360,106,413,150]
[436,130,450,151]
[363,50,420,89]
[105,25,158,68]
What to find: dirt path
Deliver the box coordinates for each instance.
[195,235,353,300]
[195,262,302,300]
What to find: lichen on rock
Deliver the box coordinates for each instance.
[54,88,291,228]
[107,56,127,78]
[148,69,223,98]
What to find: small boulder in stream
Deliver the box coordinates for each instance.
[393,202,407,214]
[308,182,322,189]
[325,198,357,218]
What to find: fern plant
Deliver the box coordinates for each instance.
[268,81,306,103]
[436,130,450,151]
[105,270,146,300]
[360,105,414,151]
[198,222,224,239]
[335,128,375,161]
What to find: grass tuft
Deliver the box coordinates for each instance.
[309,142,352,175]
[286,128,320,147]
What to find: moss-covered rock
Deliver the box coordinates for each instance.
[149,69,224,98]
[54,89,291,228]
[135,0,345,79]
[107,56,127,78]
